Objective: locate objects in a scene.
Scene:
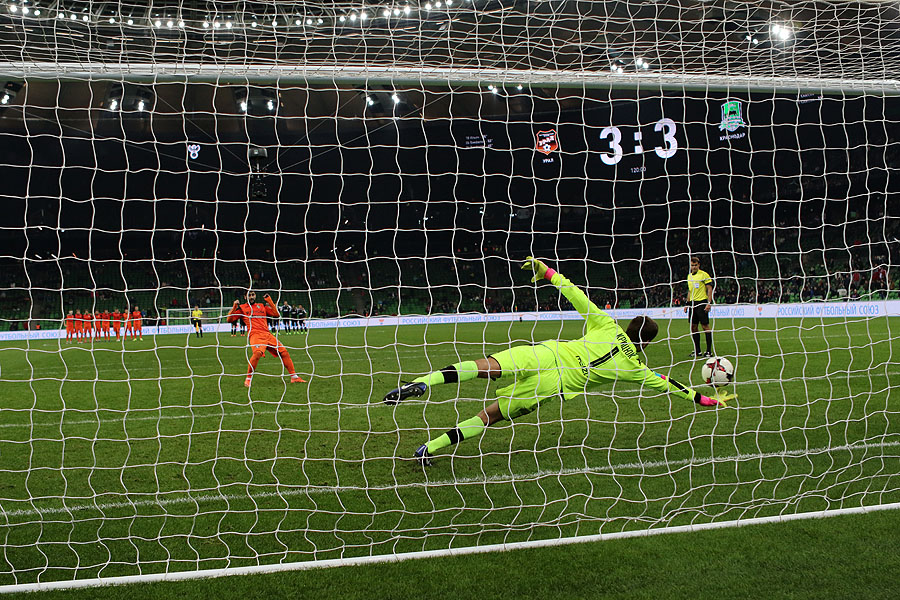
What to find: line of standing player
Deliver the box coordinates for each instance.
[64,308,144,343]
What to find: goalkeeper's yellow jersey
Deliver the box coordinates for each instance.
[192,309,203,319]
[541,271,699,403]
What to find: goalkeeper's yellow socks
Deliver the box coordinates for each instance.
[425,415,486,454]
[414,361,479,387]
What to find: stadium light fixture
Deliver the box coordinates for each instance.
[771,22,792,41]
[392,93,400,103]
[166,20,174,28]
[306,18,312,25]
[404,6,411,14]
[226,21,233,28]
[104,82,153,114]
[126,18,133,25]
[33,9,39,16]
[360,11,368,20]
[349,13,357,21]
[383,9,390,17]
[317,18,323,24]
[108,17,115,23]
[8,4,16,13]
[234,87,281,116]
[339,15,346,22]
[202,20,209,27]
[294,18,301,25]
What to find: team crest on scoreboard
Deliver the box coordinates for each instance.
[718,101,746,132]
[535,129,559,155]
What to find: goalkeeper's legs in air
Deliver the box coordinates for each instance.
[383,358,488,404]
[390,346,558,466]
[415,398,506,466]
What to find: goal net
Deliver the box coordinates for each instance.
[1,0,899,590]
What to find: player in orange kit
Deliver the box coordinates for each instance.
[64,310,75,343]
[82,310,93,342]
[227,291,306,387]
[130,307,143,340]
[74,310,84,342]
[111,309,122,341]
[100,310,111,341]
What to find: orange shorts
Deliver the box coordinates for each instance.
[249,331,284,356]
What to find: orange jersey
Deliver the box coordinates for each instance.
[73,313,83,329]
[131,311,142,327]
[249,330,280,352]
[228,299,278,335]
[112,311,122,326]
[82,313,92,328]
[65,314,75,330]
[101,312,110,327]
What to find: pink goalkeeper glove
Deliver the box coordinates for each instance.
[697,394,725,407]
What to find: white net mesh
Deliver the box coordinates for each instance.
[0,0,899,590]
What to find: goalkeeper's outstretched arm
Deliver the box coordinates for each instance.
[521,257,611,330]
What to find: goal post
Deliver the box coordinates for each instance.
[1,0,899,592]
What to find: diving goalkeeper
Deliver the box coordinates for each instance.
[383,257,733,466]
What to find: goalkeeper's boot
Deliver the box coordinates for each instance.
[383,381,427,405]
[290,374,306,383]
[414,444,433,467]
[687,351,698,359]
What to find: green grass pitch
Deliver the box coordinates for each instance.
[0,317,898,587]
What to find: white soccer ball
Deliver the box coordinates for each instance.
[701,356,735,387]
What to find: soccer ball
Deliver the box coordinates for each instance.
[701,356,734,387]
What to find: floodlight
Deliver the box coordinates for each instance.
[234,88,281,116]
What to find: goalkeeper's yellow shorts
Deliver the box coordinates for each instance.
[490,343,562,420]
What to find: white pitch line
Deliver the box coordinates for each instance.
[1,439,897,520]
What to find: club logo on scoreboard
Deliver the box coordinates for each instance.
[535,129,559,155]
[718,101,746,132]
